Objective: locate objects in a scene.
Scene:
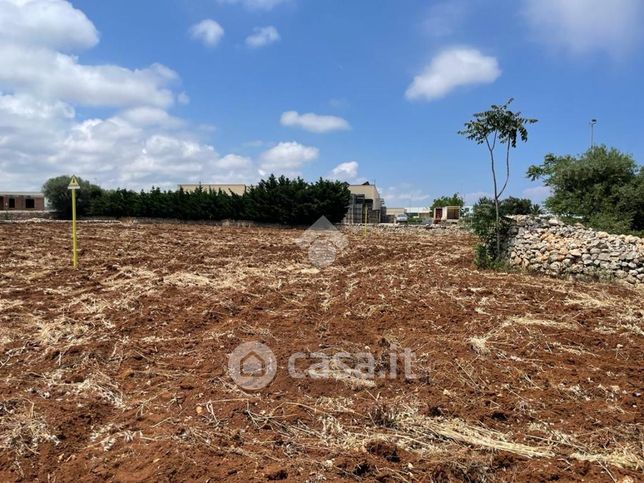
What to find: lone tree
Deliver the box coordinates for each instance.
[459,99,537,259]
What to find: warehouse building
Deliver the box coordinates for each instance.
[343,182,384,224]
[0,192,45,210]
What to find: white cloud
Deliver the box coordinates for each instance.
[381,185,432,207]
[0,93,74,160]
[0,0,99,51]
[259,141,319,175]
[118,107,184,128]
[328,161,359,182]
[523,0,643,57]
[0,1,321,191]
[120,135,210,183]
[522,185,550,203]
[215,154,253,170]
[208,154,258,186]
[0,93,235,189]
[280,111,350,133]
[246,26,280,48]
[54,117,221,184]
[0,1,257,191]
[405,47,500,101]
[189,19,224,47]
[0,45,178,109]
[0,92,75,122]
[0,1,177,109]
[218,0,290,11]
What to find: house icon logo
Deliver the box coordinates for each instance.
[228,341,277,391]
[295,216,348,268]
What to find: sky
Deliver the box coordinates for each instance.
[1,0,643,207]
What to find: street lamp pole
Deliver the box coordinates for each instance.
[589,119,597,149]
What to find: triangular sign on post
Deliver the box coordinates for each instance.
[68,175,80,190]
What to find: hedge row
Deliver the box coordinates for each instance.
[43,175,351,225]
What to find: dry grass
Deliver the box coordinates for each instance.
[571,449,643,471]
[34,315,92,345]
[72,372,126,409]
[0,400,59,457]
[505,316,576,330]
[246,401,644,470]
[468,315,577,356]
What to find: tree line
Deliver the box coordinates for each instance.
[42,175,351,225]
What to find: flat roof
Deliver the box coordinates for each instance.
[0,192,44,196]
[348,184,382,209]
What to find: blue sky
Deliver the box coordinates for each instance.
[1,0,643,207]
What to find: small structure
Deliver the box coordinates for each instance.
[0,192,45,210]
[178,184,248,196]
[433,205,461,224]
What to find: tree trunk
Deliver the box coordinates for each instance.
[489,148,500,259]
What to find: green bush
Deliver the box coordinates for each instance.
[470,197,541,267]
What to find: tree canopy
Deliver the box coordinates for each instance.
[42,175,104,219]
[527,146,643,233]
[430,193,464,210]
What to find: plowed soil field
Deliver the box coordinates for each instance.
[0,222,642,482]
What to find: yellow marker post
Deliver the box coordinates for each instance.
[363,203,368,236]
[68,175,80,268]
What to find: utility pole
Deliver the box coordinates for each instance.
[589,119,597,149]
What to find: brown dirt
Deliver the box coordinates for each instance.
[0,222,642,482]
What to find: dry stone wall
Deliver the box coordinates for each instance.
[1,210,53,221]
[507,216,644,285]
